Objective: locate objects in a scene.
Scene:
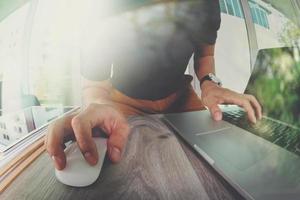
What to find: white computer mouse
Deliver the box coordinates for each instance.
[55,137,107,187]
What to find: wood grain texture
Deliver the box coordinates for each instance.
[0,137,45,177]
[0,145,45,193]
[1,116,240,200]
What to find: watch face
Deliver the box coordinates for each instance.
[208,73,222,86]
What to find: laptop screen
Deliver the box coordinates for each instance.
[245,47,300,128]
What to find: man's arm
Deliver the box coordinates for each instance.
[194,44,262,123]
[194,44,216,81]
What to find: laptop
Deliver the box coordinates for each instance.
[163,47,300,200]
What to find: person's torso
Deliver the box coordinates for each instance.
[96,0,220,100]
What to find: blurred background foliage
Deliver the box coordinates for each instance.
[246,47,300,128]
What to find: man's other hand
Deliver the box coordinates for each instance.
[201,81,262,123]
[45,104,130,170]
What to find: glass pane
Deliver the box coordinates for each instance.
[232,0,243,18]
[225,0,235,16]
[219,0,228,14]
[263,12,269,28]
[249,3,258,24]
[261,11,267,28]
[257,8,264,27]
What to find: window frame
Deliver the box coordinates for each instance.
[232,0,243,18]
[219,0,228,14]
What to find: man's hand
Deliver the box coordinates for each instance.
[201,81,262,123]
[45,104,130,170]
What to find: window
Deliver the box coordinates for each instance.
[250,3,258,24]
[219,0,227,13]
[219,0,244,19]
[226,0,235,15]
[262,11,269,28]
[3,134,10,140]
[249,1,269,29]
[232,0,243,18]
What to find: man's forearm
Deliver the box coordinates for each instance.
[195,55,215,81]
[194,44,216,89]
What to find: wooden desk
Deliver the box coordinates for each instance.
[1,116,244,200]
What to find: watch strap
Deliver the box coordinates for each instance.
[200,73,222,86]
[200,75,212,86]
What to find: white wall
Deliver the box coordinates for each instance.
[215,14,251,93]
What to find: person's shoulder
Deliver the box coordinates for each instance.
[176,0,220,21]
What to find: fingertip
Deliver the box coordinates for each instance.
[245,108,257,124]
[259,112,262,120]
[55,165,65,171]
[256,111,262,121]
[213,111,222,121]
[84,151,98,166]
[106,124,128,163]
[251,117,257,124]
[52,155,66,170]
[108,146,121,163]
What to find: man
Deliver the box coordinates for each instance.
[45,0,262,170]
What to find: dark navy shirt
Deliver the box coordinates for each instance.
[81,0,221,100]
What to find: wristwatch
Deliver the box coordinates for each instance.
[200,73,222,87]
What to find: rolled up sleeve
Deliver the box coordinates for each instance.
[200,0,221,45]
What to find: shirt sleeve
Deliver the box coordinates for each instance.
[191,0,221,60]
[199,0,221,45]
[175,0,221,46]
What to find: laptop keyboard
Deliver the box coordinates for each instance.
[223,109,300,156]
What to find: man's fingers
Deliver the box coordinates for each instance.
[46,123,67,170]
[203,95,223,121]
[71,104,130,164]
[202,87,262,124]
[217,90,257,123]
[107,122,130,163]
[243,101,256,123]
[207,104,222,121]
[71,115,98,166]
[46,105,129,169]
[46,112,79,170]
[245,94,262,120]
[230,96,257,123]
